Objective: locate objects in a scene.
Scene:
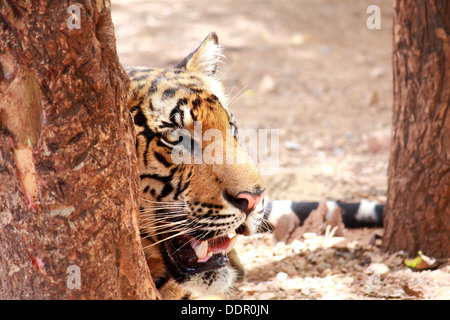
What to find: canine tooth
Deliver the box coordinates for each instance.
[193,240,208,259]
[225,234,238,254]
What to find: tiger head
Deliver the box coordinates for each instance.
[126,33,267,299]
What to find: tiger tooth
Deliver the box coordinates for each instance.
[225,234,238,254]
[193,240,208,259]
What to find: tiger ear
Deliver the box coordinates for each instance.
[175,32,222,76]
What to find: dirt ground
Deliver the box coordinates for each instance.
[111,0,450,300]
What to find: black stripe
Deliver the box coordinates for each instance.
[159,121,174,129]
[142,134,152,168]
[169,98,188,126]
[174,179,190,200]
[148,78,160,95]
[140,230,149,238]
[131,74,150,82]
[154,273,171,289]
[140,173,171,183]
[181,293,191,300]
[140,168,178,200]
[133,109,148,128]
[154,151,172,168]
[206,95,218,104]
[186,167,193,179]
[133,109,156,140]
[162,88,177,100]
[133,108,157,168]
[192,98,201,109]
[135,82,147,95]
[126,68,139,77]
[158,183,174,200]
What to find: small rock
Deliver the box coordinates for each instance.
[330,238,348,249]
[291,239,307,253]
[284,141,302,151]
[303,232,318,239]
[274,213,300,243]
[301,287,311,296]
[366,263,390,279]
[317,261,331,272]
[321,268,332,277]
[283,264,298,276]
[276,272,288,281]
[272,241,287,256]
[258,292,278,300]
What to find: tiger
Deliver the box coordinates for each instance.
[266,199,384,228]
[125,33,268,299]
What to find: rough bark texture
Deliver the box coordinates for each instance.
[383,0,450,258]
[0,1,159,299]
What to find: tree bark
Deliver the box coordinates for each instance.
[383,0,450,258]
[0,1,159,299]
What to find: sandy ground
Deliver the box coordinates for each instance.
[111,0,450,300]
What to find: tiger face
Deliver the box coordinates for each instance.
[126,33,267,299]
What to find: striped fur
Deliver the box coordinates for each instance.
[265,200,384,228]
[126,33,266,299]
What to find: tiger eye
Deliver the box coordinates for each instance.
[166,130,180,143]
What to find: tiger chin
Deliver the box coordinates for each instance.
[126,33,268,300]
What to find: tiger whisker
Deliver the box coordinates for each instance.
[140,217,187,224]
[140,207,187,213]
[139,198,186,205]
[141,221,189,229]
[229,85,248,106]
[140,213,188,220]
[140,218,189,228]
[144,223,203,249]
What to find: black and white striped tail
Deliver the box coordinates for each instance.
[265,200,384,228]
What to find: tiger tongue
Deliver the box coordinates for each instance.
[190,235,238,263]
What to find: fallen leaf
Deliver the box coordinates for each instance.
[404,251,438,271]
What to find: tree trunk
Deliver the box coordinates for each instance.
[0,1,159,299]
[383,0,450,258]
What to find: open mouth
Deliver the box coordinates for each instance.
[163,232,239,275]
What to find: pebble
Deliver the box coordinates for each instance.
[321,268,332,277]
[276,272,288,281]
[291,240,307,253]
[284,141,302,151]
[258,292,278,300]
[366,263,390,278]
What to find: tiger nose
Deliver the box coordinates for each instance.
[224,190,266,214]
